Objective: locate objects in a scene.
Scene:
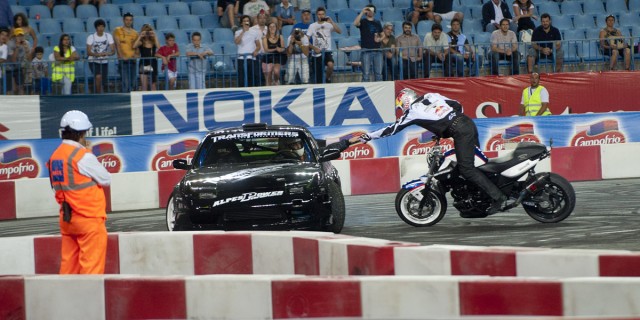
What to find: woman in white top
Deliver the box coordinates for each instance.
[86,19,115,93]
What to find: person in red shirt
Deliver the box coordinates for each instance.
[155,33,180,89]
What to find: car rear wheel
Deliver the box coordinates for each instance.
[323,180,345,233]
[166,193,177,231]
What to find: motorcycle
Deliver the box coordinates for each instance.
[395,138,576,226]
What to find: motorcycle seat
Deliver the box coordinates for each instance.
[478,152,519,173]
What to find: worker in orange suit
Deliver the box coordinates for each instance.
[47,110,111,274]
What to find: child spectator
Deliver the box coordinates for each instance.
[155,33,180,89]
[31,46,50,94]
[185,31,213,89]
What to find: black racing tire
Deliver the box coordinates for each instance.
[523,172,576,223]
[166,193,178,231]
[323,180,345,233]
[395,187,447,227]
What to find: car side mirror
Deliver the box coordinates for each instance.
[173,159,190,170]
[316,139,327,148]
[319,148,342,162]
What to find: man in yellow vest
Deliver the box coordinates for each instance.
[520,72,551,116]
[47,110,111,274]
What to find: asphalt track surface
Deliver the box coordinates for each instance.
[1,178,639,251]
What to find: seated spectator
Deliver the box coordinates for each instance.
[241,0,270,19]
[482,0,517,33]
[448,18,482,77]
[526,13,562,73]
[134,24,161,91]
[380,22,398,81]
[512,0,537,33]
[12,13,38,51]
[307,7,341,84]
[286,27,310,84]
[8,28,32,95]
[427,0,463,26]
[489,18,520,75]
[86,19,115,93]
[262,22,286,85]
[422,23,451,78]
[407,0,433,27]
[235,15,262,87]
[292,9,312,35]
[186,31,213,89]
[396,21,422,80]
[30,46,50,95]
[218,0,238,30]
[52,34,79,95]
[156,33,180,90]
[599,14,631,71]
[275,0,295,30]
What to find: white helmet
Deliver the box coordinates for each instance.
[395,88,418,119]
[60,110,92,131]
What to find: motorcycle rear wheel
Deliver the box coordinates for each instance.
[395,187,447,227]
[522,173,576,223]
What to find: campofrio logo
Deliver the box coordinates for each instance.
[326,131,375,160]
[402,131,454,155]
[92,142,122,173]
[485,123,541,151]
[0,145,39,180]
[151,139,199,171]
[570,119,626,146]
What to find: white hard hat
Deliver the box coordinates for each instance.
[60,110,92,131]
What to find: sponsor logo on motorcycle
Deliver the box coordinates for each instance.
[485,124,541,151]
[570,119,626,146]
[327,132,375,160]
[402,131,454,155]
[0,145,39,180]
[213,191,284,207]
[151,139,199,171]
[92,143,122,173]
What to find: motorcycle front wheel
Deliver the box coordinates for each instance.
[395,187,447,227]
[522,172,576,223]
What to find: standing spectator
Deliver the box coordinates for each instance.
[599,14,631,71]
[489,18,520,75]
[292,8,312,35]
[519,72,551,116]
[354,4,383,82]
[242,0,270,19]
[426,0,463,25]
[0,0,13,29]
[0,28,9,90]
[250,11,268,40]
[448,18,482,77]
[52,34,78,95]
[235,15,261,87]
[307,7,341,84]
[186,31,213,89]
[155,33,180,90]
[133,24,160,91]
[31,46,50,95]
[482,0,517,33]
[48,110,111,274]
[423,23,450,77]
[275,0,295,30]
[380,22,397,81]
[218,0,238,30]
[407,0,433,27]
[396,21,422,80]
[512,0,537,33]
[86,19,115,93]
[113,13,139,92]
[8,28,32,95]
[526,13,562,73]
[286,27,310,84]
[262,21,286,85]
[12,13,38,52]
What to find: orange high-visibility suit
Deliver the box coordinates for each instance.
[48,141,110,274]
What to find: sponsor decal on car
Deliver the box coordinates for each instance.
[485,123,542,151]
[0,145,39,180]
[212,191,285,207]
[211,131,298,142]
[570,119,626,146]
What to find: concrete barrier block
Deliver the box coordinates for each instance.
[331,159,352,196]
[110,172,158,211]
[563,277,640,317]
[551,146,602,181]
[360,276,460,319]
[251,233,295,275]
[118,232,194,275]
[317,238,395,276]
[104,276,186,320]
[516,249,628,277]
[0,276,25,320]
[394,246,451,275]
[601,143,640,179]
[25,275,106,320]
[0,180,16,221]
[350,158,400,195]
[193,232,253,275]
[0,236,35,274]
[599,254,640,276]
[15,178,58,219]
[271,277,362,318]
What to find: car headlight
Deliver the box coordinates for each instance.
[199,192,217,199]
[289,186,304,195]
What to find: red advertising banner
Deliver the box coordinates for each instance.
[395,71,640,118]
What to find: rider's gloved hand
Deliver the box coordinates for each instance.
[359,133,371,144]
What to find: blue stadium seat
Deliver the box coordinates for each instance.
[10,5,26,16]
[136,0,158,4]
[63,18,86,33]
[416,20,434,36]
[189,1,213,16]
[99,4,122,18]
[337,36,360,49]
[605,0,629,13]
[380,8,403,22]
[337,8,358,23]
[156,16,178,31]
[76,5,99,19]
[310,0,326,10]
[562,41,581,64]
[560,1,583,15]
[393,0,411,9]
[164,30,189,46]
[582,1,605,15]
[552,15,573,30]
[572,14,595,29]
[145,3,168,16]
[371,0,391,10]
[110,0,129,4]
[631,25,640,37]
[617,12,640,28]
[133,16,155,30]
[393,22,403,36]
[52,5,74,19]
[178,15,202,31]
[201,14,220,29]
[38,19,62,35]
[577,41,605,64]
[168,2,191,16]
[106,17,123,30]
[29,5,52,20]
[85,17,103,33]
[585,28,601,40]
[282,25,294,37]
[37,33,51,48]
[630,0,640,11]
[213,28,233,43]
[121,3,145,17]
[193,29,213,43]
[327,0,343,11]
[563,28,586,40]
[349,0,370,10]
[333,50,352,72]
[464,18,483,34]
[223,42,237,55]
[19,0,40,5]
[468,4,483,20]
[537,2,561,16]
[349,24,360,37]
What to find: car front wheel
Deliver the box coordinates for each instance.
[166,194,177,231]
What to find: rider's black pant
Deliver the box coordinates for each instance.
[447,115,504,201]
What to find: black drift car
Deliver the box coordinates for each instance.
[166,123,351,233]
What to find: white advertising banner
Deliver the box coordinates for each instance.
[0,96,42,140]
[129,81,396,135]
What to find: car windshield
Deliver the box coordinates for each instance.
[194,131,314,167]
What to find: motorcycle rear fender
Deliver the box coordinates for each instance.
[501,159,539,178]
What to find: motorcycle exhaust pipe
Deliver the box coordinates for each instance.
[505,173,549,210]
